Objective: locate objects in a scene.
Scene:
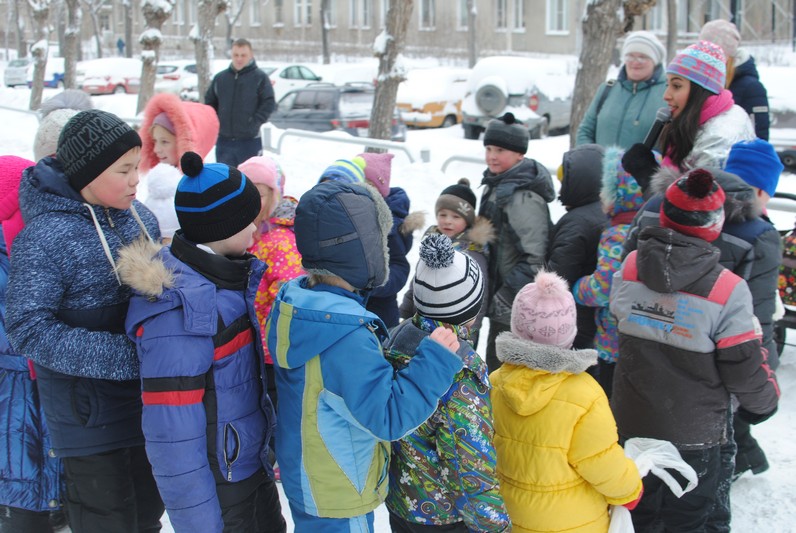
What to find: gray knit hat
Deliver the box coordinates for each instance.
[56,110,142,192]
[483,112,529,154]
[622,31,667,66]
[34,90,94,161]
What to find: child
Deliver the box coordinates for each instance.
[490,270,642,533]
[357,151,424,328]
[385,234,510,532]
[0,156,63,533]
[139,92,219,242]
[33,89,93,161]
[400,178,493,347]
[119,152,286,533]
[265,180,468,532]
[478,112,556,370]
[609,168,779,531]
[547,144,605,350]
[6,110,164,531]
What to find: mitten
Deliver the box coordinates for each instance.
[622,143,660,194]
[623,486,644,510]
[737,406,777,425]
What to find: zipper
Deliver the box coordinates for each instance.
[223,423,240,481]
[104,207,115,228]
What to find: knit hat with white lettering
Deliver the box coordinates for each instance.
[435,178,477,228]
[660,168,725,242]
[56,109,142,192]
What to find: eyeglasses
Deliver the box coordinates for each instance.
[624,54,653,65]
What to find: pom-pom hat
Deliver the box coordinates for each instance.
[413,234,484,326]
[357,152,394,197]
[435,178,477,228]
[483,112,529,155]
[510,270,577,349]
[174,152,261,244]
[724,139,784,198]
[667,40,727,94]
[660,168,726,242]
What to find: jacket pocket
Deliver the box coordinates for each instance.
[70,378,141,428]
[223,423,240,482]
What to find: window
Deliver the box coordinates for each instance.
[172,0,184,24]
[187,2,197,25]
[380,0,389,27]
[350,0,371,29]
[250,0,261,25]
[513,0,525,31]
[645,3,665,31]
[457,0,468,30]
[496,0,507,30]
[295,0,312,27]
[546,0,567,34]
[419,0,435,30]
[275,0,284,26]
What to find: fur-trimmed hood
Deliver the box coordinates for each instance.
[117,236,174,298]
[496,331,597,374]
[139,92,220,173]
[650,165,762,223]
[465,216,495,247]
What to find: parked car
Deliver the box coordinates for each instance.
[460,56,575,140]
[261,62,323,101]
[154,59,197,94]
[179,59,234,102]
[4,57,33,87]
[396,67,470,128]
[26,57,65,88]
[269,83,407,142]
[78,57,142,95]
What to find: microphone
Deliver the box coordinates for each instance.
[643,107,672,149]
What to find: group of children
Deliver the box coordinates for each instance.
[0,39,784,533]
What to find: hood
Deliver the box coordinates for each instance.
[117,236,174,298]
[482,158,556,204]
[465,216,495,247]
[384,186,410,218]
[267,277,388,369]
[19,158,87,223]
[636,226,721,293]
[139,92,220,173]
[559,143,603,208]
[733,52,759,80]
[600,146,645,216]
[650,165,761,223]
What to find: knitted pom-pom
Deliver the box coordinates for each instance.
[685,168,715,198]
[181,151,203,177]
[458,177,470,187]
[419,234,455,269]
[533,270,570,298]
[500,112,517,125]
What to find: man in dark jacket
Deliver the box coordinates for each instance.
[205,38,276,167]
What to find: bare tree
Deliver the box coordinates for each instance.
[123,0,133,58]
[320,0,331,64]
[369,0,412,143]
[136,0,174,114]
[12,0,27,58]
[666,0,678,63]
[194,0,229,104]
[569,0,659,147]
[63,0,80,88]
[28,0,51,111]
[466,0,477,68]
[81,0,110,58]
[223,0,247,56]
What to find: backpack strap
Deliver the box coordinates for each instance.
[596,79,616,116]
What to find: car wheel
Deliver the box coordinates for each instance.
[463,124,482,140]
[441,115,457,128]
[530,116,550,140]
[782,152,796,170]
[113,85,126,94]
[475,76,508,116]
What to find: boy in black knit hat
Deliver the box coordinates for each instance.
[478,112,556,370]
[118,152,286,533]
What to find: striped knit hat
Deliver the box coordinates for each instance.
[667,40,727,94]
[413,234,484,326]
[660,168,725,242]
[318,157,366,184]
[174,151,261,243]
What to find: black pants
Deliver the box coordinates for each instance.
[219,470,286,533]
[388,511,468,532]
[215,137,262,167]
[0,506,54,533]
[485,320,510,372]
[62,445,164,533]
[631,444,722,533]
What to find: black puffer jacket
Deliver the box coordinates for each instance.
[205,60,275,140]
[547,144,606,349]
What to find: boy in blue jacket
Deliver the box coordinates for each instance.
[120,152,285,533]
[266,180,466,532]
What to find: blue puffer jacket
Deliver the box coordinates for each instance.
[6,157,161,457]
[730,52,770,140]
[122,234,276,533]
[0,232,61,512]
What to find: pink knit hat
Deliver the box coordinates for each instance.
[667,40,727,94]
[699,20,741,59]
[238,155,285,218]
[357,152,394,197]
[0,155,35,253]
[510,270,577,349]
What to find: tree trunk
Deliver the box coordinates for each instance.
[64,0,80,89]
[569,0,624,148]
[321,0,330,64]
[13,0,27,58]
[666,0,678,63]
[29,1,51,111]
[369,0,412,144]
[124,0,133,58]
[224,0,246,58]
[195,0,228,104]
[136,1,173,115]
[467,0,477,68]
[89,10,103,58]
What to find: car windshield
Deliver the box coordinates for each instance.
[9,59,29,67]
[262,67,277,75]
[339,92,374,117]
[157,65,178,74]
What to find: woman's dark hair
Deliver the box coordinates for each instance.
[659,83,713,170]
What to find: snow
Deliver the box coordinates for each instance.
[2,55,796,532]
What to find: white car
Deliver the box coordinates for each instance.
[77,57,142,95]
[260,63,323,101]
[179,59,232,102]
[4,58,33,87]
[154,60,197,95]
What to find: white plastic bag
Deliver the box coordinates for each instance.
[608,505,634,533]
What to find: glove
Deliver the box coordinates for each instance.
[623,486,644,510]
[737,406,778,425]
[622,143,660,194]
[491,287,514,324]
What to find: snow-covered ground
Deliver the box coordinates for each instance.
[1,52,795,531]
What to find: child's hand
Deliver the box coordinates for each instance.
[429,327,460,352]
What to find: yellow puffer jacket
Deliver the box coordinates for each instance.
[490,332,642,533]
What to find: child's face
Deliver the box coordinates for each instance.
[436,208,467,238]
[80,147,141,209]
[151,124,178,167]
[254,183,274,227]
[664,75,691,119]
[208,222,256,256]
[485,145,524,175]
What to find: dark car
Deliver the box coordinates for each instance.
[269,83,407,142]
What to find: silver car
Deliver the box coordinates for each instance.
[4,58,32,87]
